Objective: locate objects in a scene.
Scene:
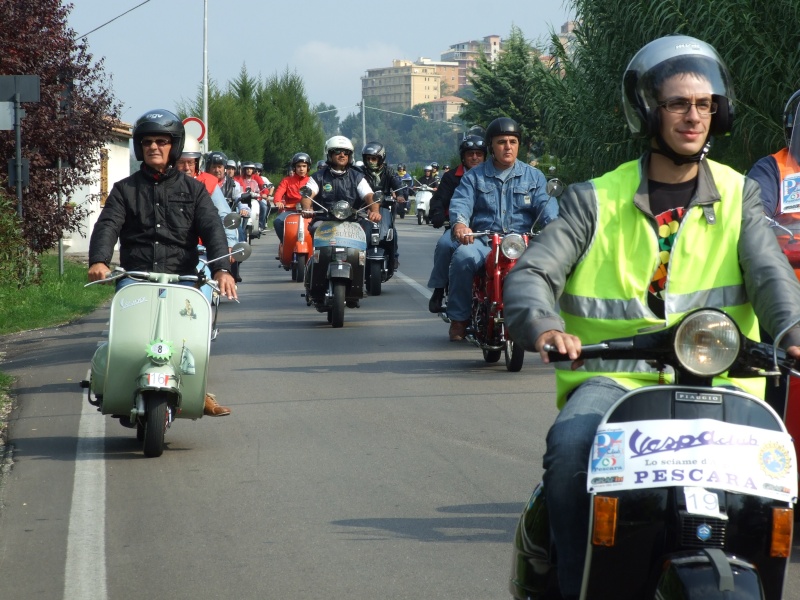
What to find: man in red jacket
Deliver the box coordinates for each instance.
[272,152,319,242]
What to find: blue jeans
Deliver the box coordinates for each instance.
[427,229,458,289]
[274,212,289,242]
[259,199,269,229]
[446,237,490,321]
[542,377,627,598]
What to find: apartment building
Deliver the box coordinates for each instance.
[361,60,442,113]
[440,35,502,88]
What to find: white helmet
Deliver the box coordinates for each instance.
[325,135,354,155]
[181,134,202,159]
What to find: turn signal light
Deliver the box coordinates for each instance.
[770,507,793,557]
[592,495,618,547]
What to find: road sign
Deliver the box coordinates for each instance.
[182,116,206,142]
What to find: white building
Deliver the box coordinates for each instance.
[64,121,132,254]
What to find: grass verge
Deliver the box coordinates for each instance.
[0,254,114,336]
[0,254,113,465]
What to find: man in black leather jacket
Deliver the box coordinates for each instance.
[426,135,487,313]
[88,110,236,417]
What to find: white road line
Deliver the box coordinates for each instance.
[63,373,107,600]
[395,271,432,299]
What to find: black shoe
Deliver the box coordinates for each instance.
[428,288,445,313]
[234,275,242,283]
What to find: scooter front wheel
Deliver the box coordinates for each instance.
[143,393,168,458]
[505,339,525,372]
[331,281,346,328]
[367,262,382,296]
[293,255,306,282]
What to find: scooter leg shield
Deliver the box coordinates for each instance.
[89,342,108,397]
[509,484,559,599]
[655,550,764,599]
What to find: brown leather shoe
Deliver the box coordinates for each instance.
[204,393,231,417]
[448,320,468,342]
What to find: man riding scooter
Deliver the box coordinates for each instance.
[88,109,235,417]
[504,37,800,599]
[361,141,402,271]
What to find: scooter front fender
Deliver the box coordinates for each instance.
[509,484,558,600]
[327,261,353,281]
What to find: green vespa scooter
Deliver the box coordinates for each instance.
[80,235,250,458]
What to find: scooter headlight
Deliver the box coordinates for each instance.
[673,309,741,376]
[370,232,380,245]
[500,234,527,260]
[332,201,352,220]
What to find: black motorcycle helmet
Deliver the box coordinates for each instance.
[485,117,522,148]
[316,159,326,171]
[291,152,312,169]
[205,151,228,173]
[783,89,800,147]
[132,109,185,164]
[361,141,386,171]
[254,162,264,173]
[459,135,487,163]
[622,35,734,139]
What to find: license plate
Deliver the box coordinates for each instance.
[147,373,170,387]
[684,487,724,518]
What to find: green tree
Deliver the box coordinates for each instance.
[460,26,544,156]
[0,0,121,264]
[179,65,324,179]
[525,0,800,182]
[315,103,340,139]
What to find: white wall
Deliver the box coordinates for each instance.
[64,137,131,255]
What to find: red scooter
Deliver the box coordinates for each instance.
[277,210,313,282]
[465,231,529,371]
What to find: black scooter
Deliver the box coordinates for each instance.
[365,192,396,296]
[302,188,370,328]
[510,308,797,599]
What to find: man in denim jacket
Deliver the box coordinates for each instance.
[447,117,558,341]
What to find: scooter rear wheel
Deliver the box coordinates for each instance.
[505,339,525,372]
[143,393,168,458]
[331,281,346,328]
[483,349,502,363]
[367,262,382,296]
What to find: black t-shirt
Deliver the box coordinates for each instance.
[647,178,697,318]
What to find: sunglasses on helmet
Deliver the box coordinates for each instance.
[462,139,486,149]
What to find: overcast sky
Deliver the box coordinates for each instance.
[67,0,573,126]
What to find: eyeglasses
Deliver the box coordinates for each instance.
[141,137,171,147]
[330,148,352,156]
[658,97,718,116]
[462,139,486,149]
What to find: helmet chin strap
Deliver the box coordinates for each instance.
[651,134,712,165]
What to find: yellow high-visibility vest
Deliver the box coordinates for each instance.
[555,158,761,408]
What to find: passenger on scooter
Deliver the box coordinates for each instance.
[361,141,402,269]
[426,134,487,313]
[503,37,800,600]
[88,109,236,417]
[300,135,380,233]
[447,117,557,342]
[273,152,318,243]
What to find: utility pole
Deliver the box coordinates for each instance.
[202,0,209,153]
[361,98,366,147]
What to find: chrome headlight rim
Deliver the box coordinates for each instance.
[500,233,527,260]
[332,201,353,220]
[673,309,741,377]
